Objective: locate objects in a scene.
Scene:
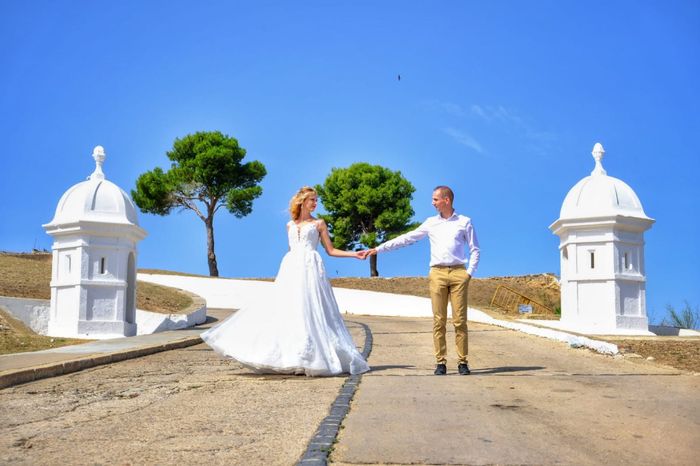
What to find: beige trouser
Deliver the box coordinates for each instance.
[428,265,470,364]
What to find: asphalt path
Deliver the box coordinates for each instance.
[2,310,698,465]
[0,319,366,466]
[332,315,699,466]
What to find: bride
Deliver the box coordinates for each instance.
[201,186,370,376]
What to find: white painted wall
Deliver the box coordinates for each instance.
[43,146,146,339]
[550,143,654,335]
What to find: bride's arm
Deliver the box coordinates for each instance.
[317,220,363,259]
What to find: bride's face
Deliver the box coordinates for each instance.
[303,194,318,213]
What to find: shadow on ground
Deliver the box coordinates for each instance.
[471,366,545,375]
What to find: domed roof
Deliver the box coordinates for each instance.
[46,146,140,227]
[558,143,651,220]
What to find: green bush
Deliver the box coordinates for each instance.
[662,301,699,330]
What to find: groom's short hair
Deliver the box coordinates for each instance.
[433,185,454,203]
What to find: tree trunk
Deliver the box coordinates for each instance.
[370,254,379,277]
[205,216,219,277]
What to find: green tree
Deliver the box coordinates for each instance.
[662,301,699,330]
[315,163,418,277]
[132,131,266,277]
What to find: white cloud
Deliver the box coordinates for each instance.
[440,102,466,117]
[470,104,489,121]
[430,102,555,157]
[442,127,484,154]
[423,99,467,117]
[470,104,520,125]
[470,104,557,150]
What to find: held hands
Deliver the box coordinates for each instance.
[357,248,378,260]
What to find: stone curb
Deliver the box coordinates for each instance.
[0,336,202,390]
[297,321,374,466]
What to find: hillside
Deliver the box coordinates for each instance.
[0,252,193,313]
[2,253,698,373]
[331,274,561,319]
[0,252,196,354]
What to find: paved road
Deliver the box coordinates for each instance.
[332,316,699,465]
[0,321,366,466]
[2,314,698,465]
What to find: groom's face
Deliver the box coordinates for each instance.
[432,190,449,213]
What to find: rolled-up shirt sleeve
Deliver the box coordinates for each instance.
[375,221,429,253]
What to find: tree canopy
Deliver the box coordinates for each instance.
[132,131,266,276]
[315,162,417,276]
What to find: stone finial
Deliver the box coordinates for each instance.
[591,142,607,176]
[90,145,106,180]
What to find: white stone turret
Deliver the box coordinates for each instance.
[549,143,654,335]
[43,146,147,339]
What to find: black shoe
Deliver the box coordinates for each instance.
[434,364,447,375]
[458,363,471,375]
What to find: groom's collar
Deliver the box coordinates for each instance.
[436,211,458,221]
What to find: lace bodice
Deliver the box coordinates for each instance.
[288,221,320,251]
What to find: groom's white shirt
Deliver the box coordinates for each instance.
[375,212,480,275]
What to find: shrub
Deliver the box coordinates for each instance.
[662,301,699,330]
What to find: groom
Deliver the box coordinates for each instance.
[363,186,480,375]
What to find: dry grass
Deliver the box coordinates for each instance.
[0,308,88,354]
[0,252,193,313]
[136,281,193,313]
[3,253,698,372]
[331,273,561,319]
[139,268,215,279]
[0,252,52,300]
[608,338,700,373]
[0,252,194,354]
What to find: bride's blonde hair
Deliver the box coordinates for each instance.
[289,186,317,220]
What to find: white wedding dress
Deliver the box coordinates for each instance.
[201,220,370,376]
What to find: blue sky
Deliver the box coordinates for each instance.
[1,1,698,323]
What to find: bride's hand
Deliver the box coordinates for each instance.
[354,250,367,260]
